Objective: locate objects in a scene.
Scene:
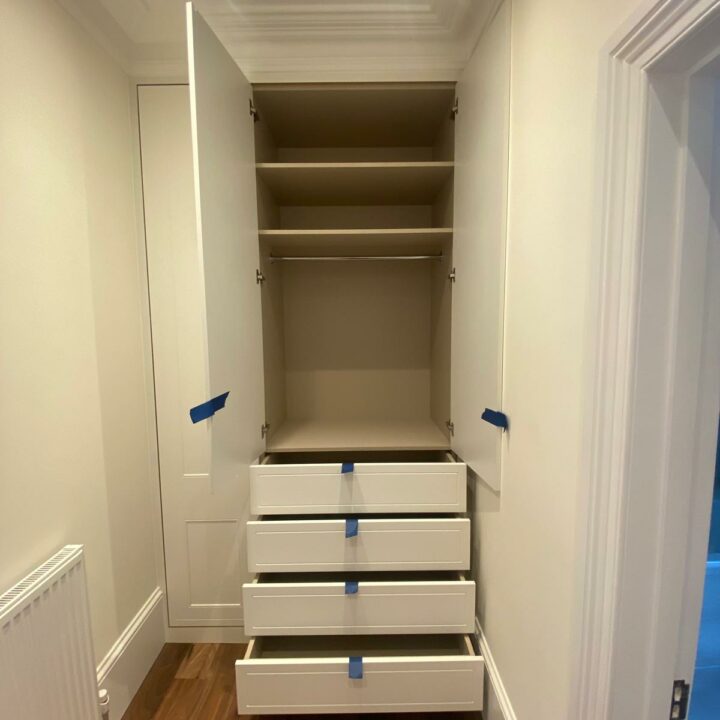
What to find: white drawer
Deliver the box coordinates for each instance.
[236,635,484,715]
[242,572,475,636]
[247,517,471,572]
[250,452,467,515]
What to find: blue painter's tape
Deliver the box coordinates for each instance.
[341,462,354,474]
[349,656,363,679]
[189,392,230,424]
[482,408,509,430]
[345,580,359,594]
[345,518,359,538]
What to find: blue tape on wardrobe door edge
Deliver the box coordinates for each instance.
[349,656,363,679]
[189,392,230,424]
[481,408,509,430]
[341,462,354,474]
[345,580,359,594]
[345,518,359,538]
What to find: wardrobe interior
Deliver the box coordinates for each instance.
[252,83,457,454]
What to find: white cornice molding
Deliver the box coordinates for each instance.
[59,0,495,81]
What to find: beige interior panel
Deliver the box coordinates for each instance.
[282,260,432,420]
[277,146,434,162]
[278,205,434,229]
[256,162,454,206]
[252,83,455,148]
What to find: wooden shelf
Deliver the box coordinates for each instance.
[267,418,451,453]
[259,227,452,255]
[256,162,454,205]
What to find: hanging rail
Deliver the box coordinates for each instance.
[269,254,443,262]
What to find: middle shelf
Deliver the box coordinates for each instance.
[256,161,454,205]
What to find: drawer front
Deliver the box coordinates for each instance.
[242,577,476,636]
[250,459,467,515]
[247,518,471,572]
[235,636,484,715]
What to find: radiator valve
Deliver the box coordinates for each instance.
[98,688,110,719]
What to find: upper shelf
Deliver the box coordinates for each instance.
[256,162,454,206]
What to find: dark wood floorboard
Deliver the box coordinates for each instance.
[122,643,483,720]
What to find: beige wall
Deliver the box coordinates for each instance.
[472,1,647,719]
[0,0,158,662]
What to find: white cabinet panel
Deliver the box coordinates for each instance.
[186,0,265,515]
[451,1,511,490]
[139,85,246,625]
[242,574,475,635]
[250,455,467,515]
[247,517,470,572]
[236,636,484,715]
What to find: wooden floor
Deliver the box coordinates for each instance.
[122,643,483,720]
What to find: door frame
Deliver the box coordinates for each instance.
[574,0,720,718]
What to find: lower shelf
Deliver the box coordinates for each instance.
[235,635,484,715]
[266,417,450,453]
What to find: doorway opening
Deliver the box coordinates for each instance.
[691,418,720,718]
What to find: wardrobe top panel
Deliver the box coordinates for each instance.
[252,83,455,148]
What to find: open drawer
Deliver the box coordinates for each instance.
[250,451,467,515]
[247,516,471,572]
[236,635,484,715]
[242,572,475,636]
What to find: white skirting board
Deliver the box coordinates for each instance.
[96,587,165,720]
[476,618,517,720]
[165,625,250,643]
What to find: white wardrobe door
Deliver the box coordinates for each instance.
[186,5,265,489]
[139,85,247,625]
[451,1,511,491]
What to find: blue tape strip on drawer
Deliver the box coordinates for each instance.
[349,656,363,679]
[345,580,358,594]
[345,518,359,538]
[341,461,354,474]
[189,392,229,424]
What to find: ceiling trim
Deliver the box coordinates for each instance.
[60,0,497,83]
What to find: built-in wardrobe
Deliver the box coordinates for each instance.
[139,2,510,714]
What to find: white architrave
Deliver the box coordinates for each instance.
[575,1,720,718]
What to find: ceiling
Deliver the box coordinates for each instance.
[57,0,497,81]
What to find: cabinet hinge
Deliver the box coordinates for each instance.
[450,97,459,120]
[670,680,690,719]
[446,420,455,436]
[256,269,265,284]
[260,422,270,439]
[448,268,456,283]
[249,98,259,122]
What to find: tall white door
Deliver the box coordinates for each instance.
[138,5,264,627]
[451,2,510,491]
[139,80,259,627]
[184,3,265,622]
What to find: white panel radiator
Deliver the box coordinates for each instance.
[0,545,100,719]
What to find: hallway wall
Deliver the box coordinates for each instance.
[0,0,160,663]
[471,1,647,718]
